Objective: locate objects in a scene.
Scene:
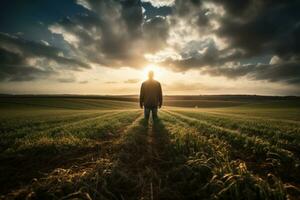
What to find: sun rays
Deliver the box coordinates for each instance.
[142,64,164,81]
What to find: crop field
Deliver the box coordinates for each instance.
[0,96,300,199]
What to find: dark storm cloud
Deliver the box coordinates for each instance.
[216,0,300,58]
[49,0,169,68]
[159,0,229,71]
[170,0,210,30]
[143,16,169,52]
[162,39,243,71]
[0,32,90,82]
[213,0,252,16]
[0,32,91,70]
[254,62,300,84]
[215,0,300,85]
[159,0,300,85]
[0,47,56,81]
[162,43,219,71]
[202,61,300,85]
[1,0,299,87]
[0,64,55,82]
[172,0,200,16]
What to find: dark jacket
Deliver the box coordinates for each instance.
[139,80,163,108]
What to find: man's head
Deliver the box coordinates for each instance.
[148,70,154,80]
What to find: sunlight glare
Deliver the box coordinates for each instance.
[142,64,164,81]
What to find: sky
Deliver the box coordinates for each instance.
[0,0,299,95]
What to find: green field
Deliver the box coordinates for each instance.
[0,96,300,199]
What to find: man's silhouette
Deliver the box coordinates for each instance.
[139,71,163,121]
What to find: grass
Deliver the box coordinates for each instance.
[0,96,300,199]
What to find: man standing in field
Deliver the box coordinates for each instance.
[139,71,163,121]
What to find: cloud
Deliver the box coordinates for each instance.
[57,77,76,83]
[124,79,140,83]
[214,0,300,60]
[161,39,243,71]
[1,0,299,89]
[0,33,90,70]
[152,0,230,70]
[165,82,200,91]
[202,60,300,85]
[104,81,118,84]
[79,80,88,84]
[50,0,145,68]
[0,47,55,81]
[153,0,300,86]
[49,0,170,69]
[165,81,220,91]
[0,32,90,82]
[143,16,169,52]
[141,0,175,8]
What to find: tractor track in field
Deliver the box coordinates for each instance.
[164,110,300,190]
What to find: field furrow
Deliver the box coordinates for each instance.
[203,110,300,124]
[175,111,300,158]
[6,111,141,153]
[0,111,119,153]
[0,111,100,130]
[1,97,300,199]
[0,111,142,196]
[165,110,300,187]
[1,111,114,138]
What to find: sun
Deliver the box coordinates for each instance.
[142,64,163,80]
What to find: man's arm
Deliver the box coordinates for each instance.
[158,83,163,108]
[139,83,144,108]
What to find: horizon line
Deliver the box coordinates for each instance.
[0,93,299,98]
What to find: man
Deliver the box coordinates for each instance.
[139,70,163,121]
